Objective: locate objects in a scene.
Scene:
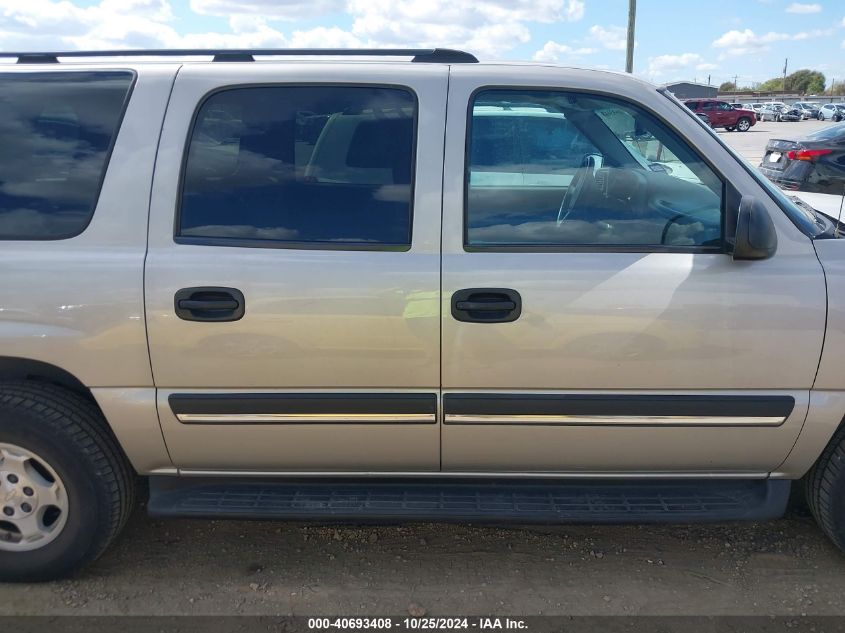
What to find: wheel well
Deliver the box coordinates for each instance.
[0,357,93,402]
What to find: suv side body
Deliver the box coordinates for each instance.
[2,54,845,580]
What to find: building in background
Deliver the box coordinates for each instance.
[664,81,717,100]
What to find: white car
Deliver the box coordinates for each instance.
[819,104,845,121]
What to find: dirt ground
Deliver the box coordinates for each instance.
[1,498,844,616]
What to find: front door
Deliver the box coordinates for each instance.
[146,63,446,472]
[440,66,825,475]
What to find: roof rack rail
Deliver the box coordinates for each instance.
[4,48,478,64]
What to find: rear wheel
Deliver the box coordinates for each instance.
[0,382,135,581]
[806,424,845,554]
[736,117,751,132]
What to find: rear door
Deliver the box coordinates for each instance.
[440,65,825,475]
[145,63,446,472]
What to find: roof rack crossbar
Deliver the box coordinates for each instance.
[4,48,478,64]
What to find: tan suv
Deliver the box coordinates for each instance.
[2,48,845,581]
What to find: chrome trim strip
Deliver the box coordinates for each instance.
[444,414,786,427]
[176,469,770,479]
[176,412,436,424]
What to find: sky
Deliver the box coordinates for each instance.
[1,0,844,87]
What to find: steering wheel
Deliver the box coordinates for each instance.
[557,156,597,226]
[660,213,699,245]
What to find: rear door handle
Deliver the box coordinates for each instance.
[174,287,245,322]
[451,288,521,323]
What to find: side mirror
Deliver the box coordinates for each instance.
[732,196,777,261]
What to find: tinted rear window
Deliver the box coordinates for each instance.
[179,85,416,249]
[0,72,134,239]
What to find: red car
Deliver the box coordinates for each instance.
[684,99,756,132]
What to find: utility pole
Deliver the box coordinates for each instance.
[734,74,738,89]
[625,0,636,73]
[782,58,788,98]
[707,74,710,86]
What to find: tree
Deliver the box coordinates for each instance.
[758,77,784,91]
[756,69,826,94]
[784,69,825,94]
[719,81,736,92]
[827,82,845,96]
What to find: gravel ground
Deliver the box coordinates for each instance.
[2,117,845,619]
[1,500,844,616]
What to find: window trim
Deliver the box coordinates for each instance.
[0,69,137,241]
[462,85,727,254]
[175,82,420,252]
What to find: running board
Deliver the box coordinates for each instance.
[147,477,790,524]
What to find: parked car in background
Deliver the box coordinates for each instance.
[759,122,845,194]
[684,99,755,131]
[746,103,765,120]
[729,102,744,109]
[760,104,802,122]
[792,102,821,120]
[819,104,845,121]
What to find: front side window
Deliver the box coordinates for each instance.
[0,71,134,239]
[466,89,723,249]
[180,85,417,248]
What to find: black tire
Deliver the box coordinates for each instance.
[835,114,843,123]
[806,424,845,553]
[0,382,135,581]
[736,117,752,132]
[725,125,736,132]
[818,112,825,121]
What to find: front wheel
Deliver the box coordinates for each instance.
[0,382,135,581]
[806,425,845,554]
[835,114,843,123]
[736,117,751,132]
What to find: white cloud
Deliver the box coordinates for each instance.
[0,0,588,59]
[785,2,822,13]
[588,24,627,50]
[190,0,345,20]
[345,0,585,58]
[644,53,720,80]
[0,0,179,50]
[712,27,832,57]
[532,41,596,62]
